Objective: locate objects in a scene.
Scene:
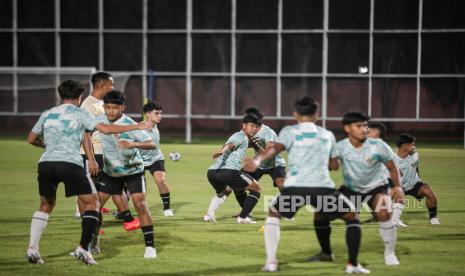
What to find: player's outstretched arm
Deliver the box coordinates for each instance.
[212,143,235,159]
[27,131,45,148]
[243,143,284,172]
[118,139,156,150]
[95,120,153,134]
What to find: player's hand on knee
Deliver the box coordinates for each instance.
[391,186,405,203]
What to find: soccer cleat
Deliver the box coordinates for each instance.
[163,209,175,217]
[384,254,400,266]
[236,216,257,224]
[395,220,408,228]
[27,248,44,264]
[101,207,110,214]
[345,263,370,274]
[74,210,81,219]
[430,218,440,225]
[144,246,157,259]
[203,213,216,222]
[73,246,97,265]
[262,261,278,272]
[124,217,140,231]
[306,251,335,262]
[89,245,101,255]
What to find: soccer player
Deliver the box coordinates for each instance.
[204,114,262,224]
[95,90,157,258]
[366,123,406,227]
[243,97,368,274]
[76,71,132,223]
[368,122,387,140]
[140,101,174,217]
[394,133,440,225]
[26,80,152,265]
[337,112,404,266]
[244,107,286,190]
[205,107,286,219]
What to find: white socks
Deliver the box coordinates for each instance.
[206,195,227,216]
[379,220,397,256]
[29,211,49,250]
[264,217,281,263]
[392,203,404,223]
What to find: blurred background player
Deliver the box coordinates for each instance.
[337,112,404,266]
[394,133,440,225]
[26,80,151,265]
[76,72,131,221]
[140,101,174,217]
[204,114,262,224]
[366,123,405,226]
[243,97,368,274]
[94,91,157,258]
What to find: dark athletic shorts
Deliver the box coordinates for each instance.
[271,186,355,220]
[97,172,146,196]
[38,161,97,198]
[207,169,255,194]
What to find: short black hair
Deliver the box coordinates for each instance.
[91,71,112,86]
[244,107,264,120]
[369,123,387,139]
[143,101,162,113]
[103,90,125,105]
[242,113,261,125]
[58,80,84,100]
[396,133,416,147]
[342,112,370,125]
[294,97,319,115]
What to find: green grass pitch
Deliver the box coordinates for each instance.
[0,138,464,275]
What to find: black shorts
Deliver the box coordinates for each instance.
[38,161,97,198]
[405,182,426,200]
[247,166,286,187]
[97,172,147,196]
[339,184,389,212]
[81,154,104,191]
[272,186,355,220]
[207,169,255,194]
[145,160,166,175]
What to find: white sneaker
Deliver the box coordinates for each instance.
[27,248,44,264]
[236,216,256,224]
[163,209,175,217]
[262,261,278,272]
[395,220,408,228]
[144,246,157,259]
[74,210,81,219]
[430,218,440,225]
[345,263,370,274]
[384,254,400,266]
[203,213,216,222]
[73,246,97,265]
